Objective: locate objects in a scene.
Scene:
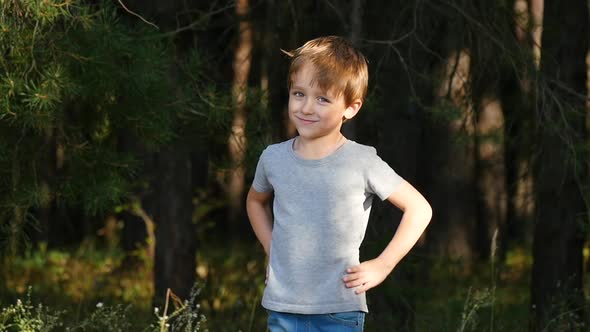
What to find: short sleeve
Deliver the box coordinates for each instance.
[366,148,404,200]
[252,149,273,193]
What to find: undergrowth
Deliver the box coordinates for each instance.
[0,286,207,332]
[5,235,585,331]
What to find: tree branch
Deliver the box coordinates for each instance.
[116,0,159,30]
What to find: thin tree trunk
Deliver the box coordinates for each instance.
[529,0,543,67]
[530,0,588,329]
[464,2,508,260]
[499,0,535,257]
[227,0,252,226]
[341,0,362,140]
[260,0,271,111]
[474,98,506,259]
[500,68,534,256]
[152,142,195,306]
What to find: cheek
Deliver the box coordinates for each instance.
[288,99,304,113]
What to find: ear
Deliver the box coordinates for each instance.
[343,99,363,120]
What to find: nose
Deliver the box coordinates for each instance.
[301,99,313,115]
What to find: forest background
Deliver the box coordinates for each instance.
[1,0,589,331]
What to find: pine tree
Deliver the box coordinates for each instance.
[0,0,186,253]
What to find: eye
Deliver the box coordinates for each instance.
[292,91,304,97]
[317,96,331,104]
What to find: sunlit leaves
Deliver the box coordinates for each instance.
[1,0,75,26]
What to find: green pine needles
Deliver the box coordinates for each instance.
[0,0,209,254]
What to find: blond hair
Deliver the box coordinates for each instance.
[284,36,368,105]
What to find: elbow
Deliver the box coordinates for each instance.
[246,194,258,215]
[246,187,272,213]
[421,199,433,226]
[245,192,256,216]
[425,203,433,223]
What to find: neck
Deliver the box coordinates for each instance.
[293,134,346,160]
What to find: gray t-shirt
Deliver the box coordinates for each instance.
[252,138,403,314]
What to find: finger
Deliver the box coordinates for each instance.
[354,285,366,294]
[354,282,373,294]
[342,273,361,282]
[345,280,365,288]
[347,266,361,273]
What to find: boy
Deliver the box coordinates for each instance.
[246,36,432,331]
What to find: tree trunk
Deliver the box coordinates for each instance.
[500,67,535,256]
[529,0,544,67]
[474,98,506,260]
[530,0,588,329]
[341,0,362,140]
[499,0,536,257]
[152,142,196,306]
[359,4,439,329]
[263,0,290,142]
[464,2,509,261]
[118,0,205,307]
[227,0,252,226]
[424,49,478,263]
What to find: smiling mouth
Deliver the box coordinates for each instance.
[296,116,318,124]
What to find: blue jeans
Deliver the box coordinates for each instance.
[267,310,365,332]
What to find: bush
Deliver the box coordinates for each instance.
[0,286,207,332]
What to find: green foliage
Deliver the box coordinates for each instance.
[426,99,466,125]
[0,288,63,332]
[195,241,266,332]
[0,240,544,331]
[0,0,222,254]
[457,287,493,332]
[0,234,267,331]
[2,239,148,305]
[173,45,273,178]
[149,286,208,332]
[59,145,138,215]
[243,88,274,176]
[0,288,207,332]
[69,304,131,332]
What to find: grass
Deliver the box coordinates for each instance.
[409,253,531,332]
[0,235,267,331]
[0,235,563,332]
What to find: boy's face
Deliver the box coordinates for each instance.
[288,63,360,141]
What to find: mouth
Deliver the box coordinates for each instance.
[295,116,318,124]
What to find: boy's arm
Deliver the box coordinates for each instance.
[343,180,432,294]
[246,186,274,256]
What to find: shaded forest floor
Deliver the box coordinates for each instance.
[0,234,582,331]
